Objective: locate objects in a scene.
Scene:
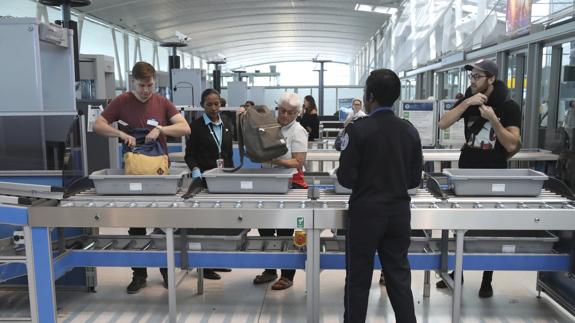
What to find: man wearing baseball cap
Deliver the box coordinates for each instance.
[438,58,522,298]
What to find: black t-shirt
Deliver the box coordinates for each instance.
[458,80,521,169]
[300,113,319,141]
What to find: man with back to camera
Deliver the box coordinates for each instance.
[437,59,521,297]
[337,69,422,323]
[93,61,191,294]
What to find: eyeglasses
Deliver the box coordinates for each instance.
[468,73,487,81]
[278,108,298,116]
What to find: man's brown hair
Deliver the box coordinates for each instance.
[132,61,156,80]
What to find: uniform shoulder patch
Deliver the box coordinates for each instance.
[340,133,349,150]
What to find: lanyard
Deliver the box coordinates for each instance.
[208,123,222,156]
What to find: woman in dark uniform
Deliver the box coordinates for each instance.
[185,88,234,280]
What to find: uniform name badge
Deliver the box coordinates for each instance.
[216,158,224,169]
[146,119,159,127]
[340,133,349,150]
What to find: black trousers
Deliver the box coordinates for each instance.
[258,228,295,280]
[344,207,416,323]
[128,228,167,279]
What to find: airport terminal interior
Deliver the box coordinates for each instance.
[1,0,575,322]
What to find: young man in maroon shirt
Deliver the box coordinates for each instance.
[93,61,190,294]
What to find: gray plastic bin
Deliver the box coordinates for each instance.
[330,168,417,195]
[203,168,295,194]
[464,230,558,253]
[443,168,548,196]
[409,230,431,252]
[324,230,430,252]
[89,168,189,195]
[152,229,248,251]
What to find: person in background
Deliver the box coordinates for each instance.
[438,59,521,298]
[219,96,237,140]
[337,69,421,323]
[244,100,255,109]
[343,98,367,127]
[299,95,320,141]
[184,89,235,280]
[563,100,575,129]
[93,61,191,294]
[253,93,308,290]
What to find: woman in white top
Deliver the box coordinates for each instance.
[344,98,367,127]
[253,92,308,291]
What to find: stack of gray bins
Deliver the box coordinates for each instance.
[443,168,556,254]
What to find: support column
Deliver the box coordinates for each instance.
[524,42,543,148]
[313,59,331,116]
[111,28,124,88]
[547,45,563,129]
[123,32,130,91]
[496,51,509,82]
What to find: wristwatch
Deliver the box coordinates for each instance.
[155,125,163,133]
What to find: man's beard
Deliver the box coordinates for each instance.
[471,83,488,95]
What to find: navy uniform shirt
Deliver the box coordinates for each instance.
[337,107,423,212]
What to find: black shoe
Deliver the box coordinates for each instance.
[379,272,386,285]
[161,273,168,289]
[203,269,221,280]
[436,272,463,289]
[126,277,147,294]
[479,281,493,298]
[213,268,232,272]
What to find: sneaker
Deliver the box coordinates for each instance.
[379,272,386,285]
[478,281,493,298]
[436,271,463,289]
[203,269,221,280]
[253,271,278,284]
[126,277,147,294]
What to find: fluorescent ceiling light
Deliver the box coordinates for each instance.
[373,6,398,15]
[354,4,374,12]
[355,3,397,15]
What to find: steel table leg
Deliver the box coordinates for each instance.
[30,227,57,323]
[166,228,177,322]
[306,228,320,323]
[452,229,465,323]
[23,226,39,323]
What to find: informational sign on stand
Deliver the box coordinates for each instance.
[439,99,466,148]
[399,100,436,147]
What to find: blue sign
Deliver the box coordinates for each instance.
[402,102,434,111]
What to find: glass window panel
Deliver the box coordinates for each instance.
[158,47,169,72]
[0,1,36,16]
[323,88,337,116]
[140,39,154,65]
[558,42,575,129]
[539,46,552,128]
[80,20,114,58]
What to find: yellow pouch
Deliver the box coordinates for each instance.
[124,152,169,175]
